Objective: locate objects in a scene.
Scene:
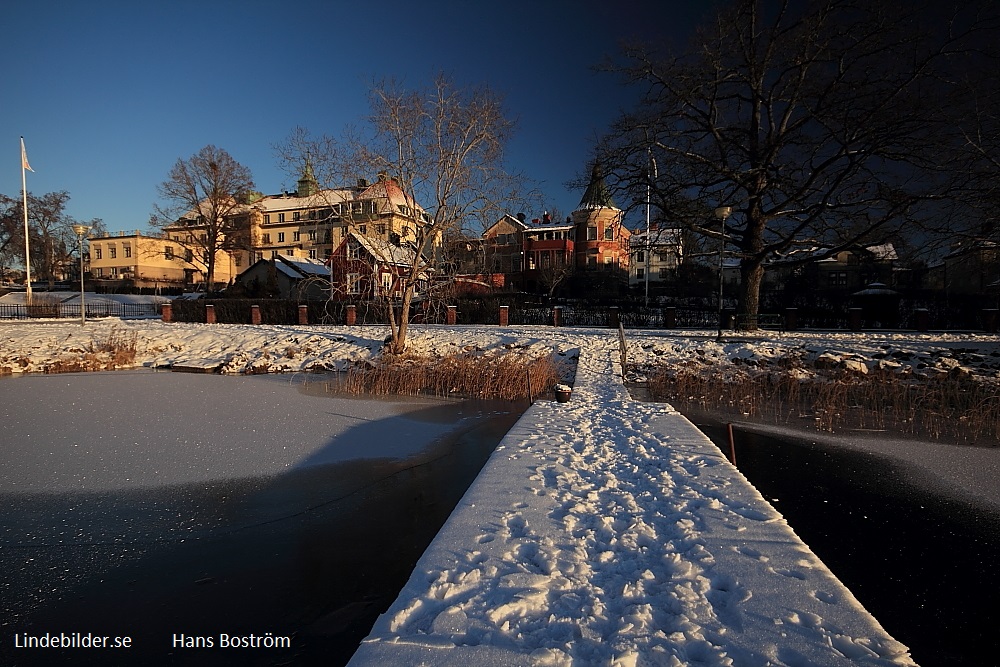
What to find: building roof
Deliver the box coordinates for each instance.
[348,233,422,267]
[576,163,618,212]
[277,255,329,278]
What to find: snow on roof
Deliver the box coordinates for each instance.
[278,255,329,277]
[350,233,421,266]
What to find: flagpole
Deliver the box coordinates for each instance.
[20,137,33,304]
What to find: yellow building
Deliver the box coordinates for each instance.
[245,169,432,264]
[88,231,240,289]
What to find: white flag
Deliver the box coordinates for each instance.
[21,137,34,173]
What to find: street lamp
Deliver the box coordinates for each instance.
[72,224,91,325]
[714,206,732,340]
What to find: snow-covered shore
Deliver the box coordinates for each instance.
[4,319,1000,665]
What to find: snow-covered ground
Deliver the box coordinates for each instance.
[4,318,1000,665]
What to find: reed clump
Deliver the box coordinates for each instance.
[646,366,1000,445]
[44,327,140,373]
[334,352,568,401]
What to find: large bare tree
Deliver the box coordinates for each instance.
[283,76,528,353]
[151,145,255,289]
[599,0,1000,327]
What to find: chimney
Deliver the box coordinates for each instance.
[517,212,526,223]
[543,211,551,224]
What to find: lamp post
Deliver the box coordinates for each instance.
[714,206,732,340]
[72,224,91,325]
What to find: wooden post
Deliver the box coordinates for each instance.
[298,304,309,325]
[251,304,261,325]
[727,423,736,466]
[345,304,357,326]
[608,306,621,328]
[914,308,929,332]
[552,306,562,327]
[447,305,457,325]
[161,302,172,323]
[498,305,509,326]
[205,303,216,324]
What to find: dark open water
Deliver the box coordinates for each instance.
[691,415,1000,667]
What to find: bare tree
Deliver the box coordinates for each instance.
[599,0,1000,328]
[283,76,529,353]
[151,145,255,289]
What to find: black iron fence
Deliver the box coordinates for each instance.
[0,302,161,320]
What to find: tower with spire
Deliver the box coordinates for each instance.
[571,162,630,273]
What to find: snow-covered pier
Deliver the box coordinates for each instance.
[348,336,915,666]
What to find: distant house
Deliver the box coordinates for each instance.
[89,230,241,290]
[926,240,1000,295]
[327,232,428,301]
[234,254,330,300]
[628,225,683,289]
[769,244,898,294]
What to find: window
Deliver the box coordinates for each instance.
[308,249,316,259]
[358,224,367,235]
[604,226,614,240]
[587,226,598,241]
[308,230,317,241]
[293,231,300,242]
[381,272,393,293]
[347,273,360,294]
[376,223,386,235]
[636,268,645,279]
[278,232,285,243]
[109,246,117,259]
[293,211,300,221]
[164,246,174,260]
[95,246,102,260]
[264,214,271,224]
[262,233,271,244]
[278,213,285,223]
[636,251,645,263]
[123,245,132,258]
[234,255,242,267]
[271,250,279,258]
[829,271,848,287]
[658,267,672,279]
[95,268,103,277]
[185,250,193,262]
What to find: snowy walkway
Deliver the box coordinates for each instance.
[348,336,915,666]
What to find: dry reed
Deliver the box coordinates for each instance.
[646,366,1000,445]
[44,327,140,373]
[332,352,568,401]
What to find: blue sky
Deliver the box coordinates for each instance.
[3,0,714,234]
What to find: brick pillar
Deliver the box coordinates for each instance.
[608,306,620,329]
[447,305,457,325]
[205,303,216,324]
[251,304,261,325]
[914,308,929,332]
[345,304,357,326]
[784,307,798,331]
[298,304,309,325]
[552,306,562,327]
[161,302,172,323]
[848,307,862,332]
[662,306,676,329]
[983,309,998,334]
[498,305,509,326]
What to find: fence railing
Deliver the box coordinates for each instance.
[0,303,161,320]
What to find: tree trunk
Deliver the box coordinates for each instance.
[738,260,765,330]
